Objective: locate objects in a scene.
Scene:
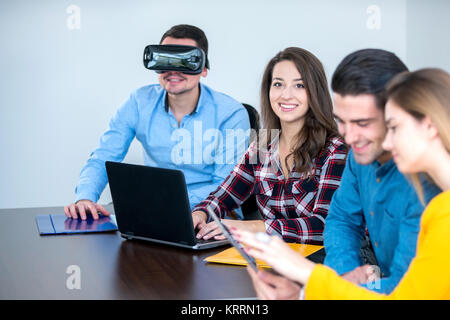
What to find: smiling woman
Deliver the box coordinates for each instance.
[270,60,308,118]
[261,48,342,176]
[191,47,348,245]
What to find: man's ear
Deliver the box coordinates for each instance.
[201,67,208,78]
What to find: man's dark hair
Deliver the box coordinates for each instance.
[160,24,210,69]
[331,49,408,109]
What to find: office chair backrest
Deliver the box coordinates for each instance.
[242,103,260,132]
[240,103,262,220]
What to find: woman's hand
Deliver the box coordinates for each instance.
[247,266,302,300]
[195,219,266,240]
[232,229,316,285]
[192,211,208,231]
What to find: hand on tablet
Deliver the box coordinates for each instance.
[247,266,302,300]
[64,200,110,220]
[232,229,316,285]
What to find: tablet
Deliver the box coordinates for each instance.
[206,207,258,271]
[36,214,118,235]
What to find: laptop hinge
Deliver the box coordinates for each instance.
[122,232,134,240]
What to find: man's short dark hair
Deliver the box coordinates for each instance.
[331,49,408,109]
[160,24,209,69]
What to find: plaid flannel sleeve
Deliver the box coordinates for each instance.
[265,141,348,244]
[192,145,257,221]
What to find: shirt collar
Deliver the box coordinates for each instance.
[163,83,204,115]
[265,131,281,163]
[372,156,396,178]
[263,131,312,180]
[266,131,293,178]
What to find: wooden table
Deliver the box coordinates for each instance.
[0,205,324,300]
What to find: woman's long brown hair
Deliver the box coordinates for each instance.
[260,47,340,177]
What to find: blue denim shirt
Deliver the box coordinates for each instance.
[75,83,250,211]
[324,150,441,294]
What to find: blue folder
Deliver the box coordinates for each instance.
[36,214,118,235]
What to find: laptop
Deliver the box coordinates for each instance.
[105,161,229,250]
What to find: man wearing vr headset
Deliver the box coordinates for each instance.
[64,24,250,220]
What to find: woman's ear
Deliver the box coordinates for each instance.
[423,116,439,140]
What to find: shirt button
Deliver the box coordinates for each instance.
[370,211,374,217]
[375,241,379,247]
[376,178,381,183]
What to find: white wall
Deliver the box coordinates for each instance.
[406,0,450,71]
[0,0,447,209]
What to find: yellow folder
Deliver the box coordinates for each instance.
[204,243,323,269]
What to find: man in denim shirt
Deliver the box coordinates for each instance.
[64,24,250,220]
[324,49,441,294]
[245,49,440,298]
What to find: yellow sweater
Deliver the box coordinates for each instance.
[305,191,450,299]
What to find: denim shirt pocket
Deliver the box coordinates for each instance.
[376,208,400,265]
[381,208,399,238]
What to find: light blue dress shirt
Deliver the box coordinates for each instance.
[75,83,250,212]
[323,150,441,294]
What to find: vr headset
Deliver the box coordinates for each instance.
[143,44,209,75]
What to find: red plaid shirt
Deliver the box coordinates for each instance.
[193,135,348,244]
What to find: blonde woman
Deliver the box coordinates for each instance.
[235,68,450,299]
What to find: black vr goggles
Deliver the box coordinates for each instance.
[143,44,209,75]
